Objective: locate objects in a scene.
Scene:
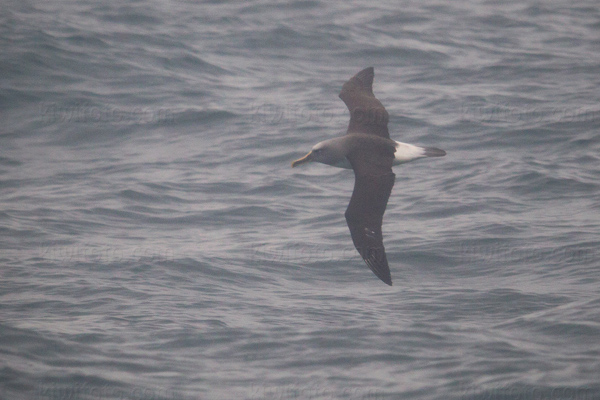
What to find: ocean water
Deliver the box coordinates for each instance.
[1,0,600,399]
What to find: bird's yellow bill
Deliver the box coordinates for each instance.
[291,152,312,168]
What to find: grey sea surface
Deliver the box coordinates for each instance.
[1,0,600,399]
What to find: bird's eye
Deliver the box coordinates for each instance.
[313,149,321,154]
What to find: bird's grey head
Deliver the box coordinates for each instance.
[291,137,348,168]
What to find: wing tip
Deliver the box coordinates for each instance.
[354,67,375,90]
[381,275,393,286]
[357,66,374,77]
[380,273,393,286]
[340,67,376,97]
[374,268,393,286]
[362,252,393,286]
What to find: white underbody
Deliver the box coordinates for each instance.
[332,141,431,169]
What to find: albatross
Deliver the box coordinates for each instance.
[291,67,446,286]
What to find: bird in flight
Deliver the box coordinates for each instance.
[292,67,446,285]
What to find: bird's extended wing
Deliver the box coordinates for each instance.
[345,147,395,285]
[339,67,390,139]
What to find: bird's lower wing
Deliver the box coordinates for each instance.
[344,170,395,285]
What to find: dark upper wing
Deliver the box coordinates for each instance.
[344,146,395,285]
[339,67,390,139]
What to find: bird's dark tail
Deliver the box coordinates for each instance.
[423,147,446,157]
